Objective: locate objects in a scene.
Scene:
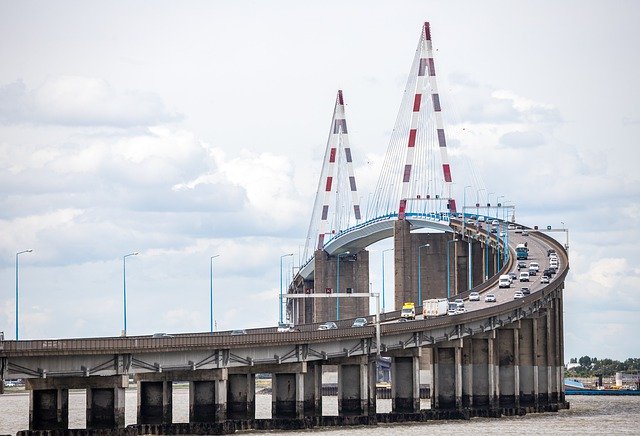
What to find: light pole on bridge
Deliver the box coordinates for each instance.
[279,253,293,325]
[15,249,33,341]
[210,255,220,333]
[122,252,139,337]
[447,239,458,299]
[476,188,486,218]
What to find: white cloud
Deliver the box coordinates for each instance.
[0,77,180,127]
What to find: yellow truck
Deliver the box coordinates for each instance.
[401,302,416,320]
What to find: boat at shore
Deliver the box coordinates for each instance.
[565,378,640,395]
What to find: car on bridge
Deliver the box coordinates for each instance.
[514,291,525,299]
[517,261,527,270]
[352,318,367,328]
[508,272,518,282]
[519,271,530,282]
[469,292,480,301]
[520,286,530,295]
[231,329,247,335]
[484,293,497,303]
[541,276,550,284]
[318,322,338,330]
[277,323,296,332]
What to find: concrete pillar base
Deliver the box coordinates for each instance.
[29,388,69,431]
[86,387,125,429]
[227,373,255,420]
[137,380,172,424]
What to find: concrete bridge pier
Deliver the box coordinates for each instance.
[471,239,484,288]
[189,369,228,423]
[497,326,520,409]
[534,312,549,405]
[227,373,256,420]
[460,334,497,409]
[136,380,172,424]
[86,385,126,429]
[388,348,421,413]
[271,363,306,419]
[303,362,323,416]
[431,340,462,410]
[28,387,69,431]
[518,318,536,406]
[337,356,376,416]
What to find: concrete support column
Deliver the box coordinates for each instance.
[338,356,371,416]
[519,318,536,406]
[497,328,517,408]
[312,248,369,322]
[455,239,469,294]
[431,341,462,410]
[395,221,450,307]
[227,373,255,420]
[272,372,304,419]
[29,388,69,431]
[461,337,473,408]
[470,337,490,408]
[548,300,559,403]
[86,386,125,429]
[137,380,172,424]
[303,362,322,416]
[189,378,227,423]
[558,293,566,403]
[390,348,421,413]
[535,312,549,404]
[471,240,484,286]
[489,333,498,408]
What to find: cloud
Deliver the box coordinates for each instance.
[0,77,180,127]
[498,130,545,149]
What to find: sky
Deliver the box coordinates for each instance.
[0,0,638,361]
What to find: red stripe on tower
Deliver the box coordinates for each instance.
[329,148,336,163]
[325,177,333,191]
[442,164,452,182]
[413,94,422,112]
[408,129,417,147]
[338,89,344,105]
[424,22,431,41]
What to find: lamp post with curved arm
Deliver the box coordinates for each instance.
[15,249,33,340]
[123,252,139,337]
[210,255,220,333]
[279,253,294,324]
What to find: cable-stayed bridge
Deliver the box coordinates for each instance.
[0,22,569,435]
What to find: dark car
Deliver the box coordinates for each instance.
[509,272,518,281]
[520,286,531,295]
[547,249,556,257]
[517,261,527,270]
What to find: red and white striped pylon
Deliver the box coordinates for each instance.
[314,90,362,250]
[398,22,456,219]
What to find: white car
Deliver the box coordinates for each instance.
[455,306,466,314]
[519,271,530,282]
[469,292,480,301]
[513,291,525,299]
[529,262,540,272]
[484,293,497,303]
[508,224,515,230]
[541,276,550,284]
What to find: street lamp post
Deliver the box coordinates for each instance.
[279,253,293,324]
[210,255,220,333]
[417,243,430,305]
[476,188,486,218]
[447,239,459,299]
[462,185,472,233]
[122,252,139,337]
[336,251,351,320]
[381,248,393,313]
[15,249,33,340]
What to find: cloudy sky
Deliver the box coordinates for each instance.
[0,1,638,361]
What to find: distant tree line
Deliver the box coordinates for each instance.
[566,357,640,377]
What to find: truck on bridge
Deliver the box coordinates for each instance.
[516,243,529,260]
[422,298,448,317]
[400,302,416,320]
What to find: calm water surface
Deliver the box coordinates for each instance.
[1,389,638,435]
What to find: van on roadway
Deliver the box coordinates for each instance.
[499,275,511,288]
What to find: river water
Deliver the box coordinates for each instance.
[1,389,638,435]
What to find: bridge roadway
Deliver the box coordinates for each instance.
[0,220,568,432]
